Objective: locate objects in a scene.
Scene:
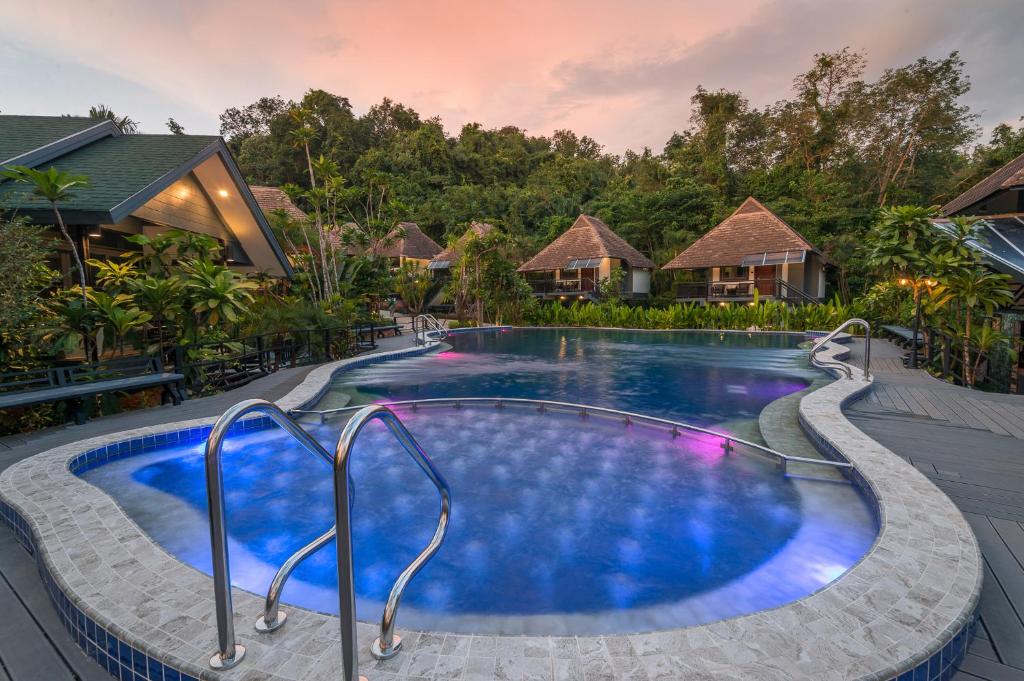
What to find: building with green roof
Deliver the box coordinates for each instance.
[0,115,292,279]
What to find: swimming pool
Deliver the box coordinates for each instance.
[80,329,877,635]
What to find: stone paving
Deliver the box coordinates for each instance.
[0,336,983,680]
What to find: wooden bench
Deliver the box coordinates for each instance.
[0,357,186,424]
[881,325,924,348]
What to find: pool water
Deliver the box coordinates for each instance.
[328,329,818,430]
[80,329,877,634]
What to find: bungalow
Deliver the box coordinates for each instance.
[662,197,825,304]
[250,185,308,222]
[341,221,442,270]
[517,214,653,300]
[0,115,292,282]
[427,221,496,276]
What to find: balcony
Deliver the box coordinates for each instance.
[675,279,818,303]
[529,278,597,296]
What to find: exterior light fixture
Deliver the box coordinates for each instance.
[578,295,585,300]
[898,278,910,286]
[559,295,567,300]
[218,189,229,198]
[719,302,727,307]
[87,225,102,238]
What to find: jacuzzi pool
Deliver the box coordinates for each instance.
[80,329,877,635]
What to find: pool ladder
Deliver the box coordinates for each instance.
[413,313,448,344]
[203,399,451,681]
[810,318,871,380]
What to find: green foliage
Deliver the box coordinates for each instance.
[393,261,434,316]
[525,299,860,333]
[0,215,58,368]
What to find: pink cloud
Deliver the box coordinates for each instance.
[3,0,1022,152]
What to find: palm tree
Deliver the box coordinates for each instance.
[932,267,1014,386]
[88,104,139,134]
[1,166,90,306]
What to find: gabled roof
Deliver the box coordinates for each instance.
[431,222,496,267]
[377,222,443,259]
[662,197,819,270]
[250,185,307,220]
[0,115,110,165]
[941,151,1024,217]
[337,222,443,259]
[0,115,292,277]
[518,214,654,272]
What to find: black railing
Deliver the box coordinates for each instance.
[675,279,819,304]
[528,279,603,296]
[175,327,361,397]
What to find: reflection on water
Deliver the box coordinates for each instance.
[330,329,818,427]
[79,329,877,635]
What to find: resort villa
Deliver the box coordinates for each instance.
[427,221,496,277]
[518,214,654,300]
[342,221,442,270]
[663,197,826,304]
[0,115,293,282]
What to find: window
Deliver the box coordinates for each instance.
[719,266,749,280]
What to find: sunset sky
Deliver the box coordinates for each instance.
[2,0,1022,153]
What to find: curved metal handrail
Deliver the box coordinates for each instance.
[413,313,448,344]
[809,318,871,380]
[293,397,853,473]
[334,405,451,663]
[203,399,333,670]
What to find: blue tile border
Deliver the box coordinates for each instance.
[0,499,200,681]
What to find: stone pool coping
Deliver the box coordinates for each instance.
[0,332,982,681]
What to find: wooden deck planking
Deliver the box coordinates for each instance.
[850,338,1024,680]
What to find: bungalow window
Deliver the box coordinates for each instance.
[720,266,750,281]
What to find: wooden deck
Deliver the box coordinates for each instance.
[846,338,1024,680]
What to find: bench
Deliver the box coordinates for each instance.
[881,325,923,348]
[0,357,186,424]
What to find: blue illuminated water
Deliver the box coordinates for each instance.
[80,329,877,634]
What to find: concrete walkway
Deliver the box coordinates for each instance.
[845,338,1024,681]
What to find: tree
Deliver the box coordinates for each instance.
[932,268,1014,386]
[88,104,139,134]
[0,167,91,307]
[0,215,58,368]
[166,117,185,135]
[854,53,975,205]
[393,261,434,315]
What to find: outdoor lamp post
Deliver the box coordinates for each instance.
[898,275,937,369]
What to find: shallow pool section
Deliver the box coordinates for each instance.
[82,404,876,635]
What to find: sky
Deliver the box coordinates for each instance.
[2,0,1023,154]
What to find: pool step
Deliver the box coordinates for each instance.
[760,380,849,483]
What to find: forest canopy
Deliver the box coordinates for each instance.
[220,48,1023,297]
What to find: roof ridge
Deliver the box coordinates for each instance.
[941,150,1024,216]
[662,197,819,270]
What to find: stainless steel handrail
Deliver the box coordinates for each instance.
[293,397,853,473]
[413,313,448,344]
[204,399,448,679]
[334,405,452,663]
[809,318,871,380]
[203,399,334,670]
